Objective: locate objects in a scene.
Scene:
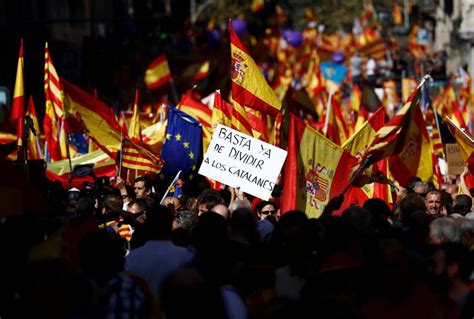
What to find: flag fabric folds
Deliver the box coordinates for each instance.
[128,89,143,143]
[160,106,202,181]
[362,84,422,165]
[62,78,124,157]
[144,55,172,89]
[281,114,358,218]
[26,96,42,160]
[121,137,164,174]
[446,117,474,164]
[11,39,25,149]
[177,91,212,151]
[229,20,282,116]
[181,60,210,82]
[44,43,65,161]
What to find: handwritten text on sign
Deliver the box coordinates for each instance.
[198,124,287,200]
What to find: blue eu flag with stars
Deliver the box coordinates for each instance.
[160,106,202,182]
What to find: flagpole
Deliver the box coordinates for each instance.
[422,74,448,182]
[340,157,370,195]
[169,78,180,106]
[62,119,74,189]
[118,130,123,178]
[160,170,182,205]
[323,90,333,137]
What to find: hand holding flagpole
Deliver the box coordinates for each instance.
[160,170,182,205]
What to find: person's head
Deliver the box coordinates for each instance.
[195,189,224,216]
[210,203,230,220]
[429,217,461,244]
[228,198,252,214]
[127,198,148,224]
[399,193,427,223]
[78,230,126,287]
[134,176,152,199]
[425,190,443,216]
[75,196,96,218]
[255,201,278,221]
[102,194,123,216]
[413,181,428,198]
[163,196,182,212]
[451,194,472,215]
[428,243,473,292]
[144,205,175,240]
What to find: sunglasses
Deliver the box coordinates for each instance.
[261,210,276,215]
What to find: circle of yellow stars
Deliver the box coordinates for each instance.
[160,132,198,181]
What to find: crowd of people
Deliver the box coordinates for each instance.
[0,166,473,319]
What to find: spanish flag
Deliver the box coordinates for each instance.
[128,89,142,143]
[446,117,474,164]
[26,96,42,160]
[281,114,358,218]
[11,39,25,149]
[62,79,126,158]
[144,55,172,89]
[229,20,281,116]
[181,60,210,82]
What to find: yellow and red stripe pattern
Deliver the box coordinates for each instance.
[128,89,142,143]
[229,20,281,116]
[11,39,25,148]
[26,96,42,160]
[122,137,164,174]
[363,84,422,165]
[144,55,172,89]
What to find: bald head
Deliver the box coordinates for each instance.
[211,203,230,220]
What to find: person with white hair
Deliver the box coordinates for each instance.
[429,217,462,244]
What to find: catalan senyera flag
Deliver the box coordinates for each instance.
[446,117,474,164]
[11,39,25,149]
[281,114,358,218]
[121,137,164,174]
[229,20,281,116]
[177,91,212,152]
[128,89,142,143]
[362,83,422,165]
[181,60,210,82]
[44,43,65,161]
[144,55,172,90]
[26,96,42,160]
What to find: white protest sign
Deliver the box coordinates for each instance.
[199,124,287,200]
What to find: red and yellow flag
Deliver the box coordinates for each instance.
[212,90,253,137]
[229,20,281,116]
[362,83,422,165]
[128,89,142,143]
[388,101,434,186]
[11,39,25,149]
[121,137,164,174]
[144,55,172,89]
[445,117,474,164]
[181,60,210,82]
[281,114,358,218]
[44,43,65,161]
[26,96,42,160]
[177,91,212,151]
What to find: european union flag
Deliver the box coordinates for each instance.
[160,106,202,182]
[68,133,89,154]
